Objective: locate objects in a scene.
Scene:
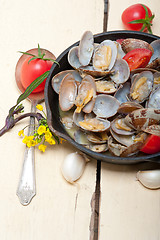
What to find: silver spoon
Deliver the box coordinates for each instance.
[15,48,55,205]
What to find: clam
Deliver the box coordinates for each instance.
[148,39,160,63]
[74,129,90,145]
[108,133,147,157]
[52,70,82,94]
[111,117,135,135]
[114,82,130,104]
[59,73,78,111]
[68,46,81,69]
[78,65,113,78]
[73,110,85,127]
[95,80,117,94]
[143,124,160,136]
[124,108,160,131]
[116,41,125,59]
[93,40,117,71]
[130,71,154,103]
[75,74,96,113]
[117,101,143,115]
[86,143,108,153]
[86,131,108,144]
[110,128,135,147]
[78,117,111,132]
[93,94,120,118]
[78,31,94,66]
[121,38,154,53]
[153,72,160,90]
[147,86,160,109]
[110,58,130,84]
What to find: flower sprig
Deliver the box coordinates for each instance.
[18,104,62,152]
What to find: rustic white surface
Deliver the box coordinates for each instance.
[0,0,160,239]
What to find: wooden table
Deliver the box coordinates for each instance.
[0,0,160,239]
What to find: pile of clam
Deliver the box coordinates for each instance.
[52,31,160,157]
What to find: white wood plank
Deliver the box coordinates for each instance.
[0,0,104,239]
[100,0,160,239]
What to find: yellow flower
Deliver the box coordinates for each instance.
[36,104,43,111]
[60,138,66,144]
[47,137,56,145]
[22,136,36,148]
[37,125,46,135]
[18,129,24,137]
[38,144,47,152]
[45,129,52,141]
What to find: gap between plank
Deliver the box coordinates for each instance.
[89,1,108,238]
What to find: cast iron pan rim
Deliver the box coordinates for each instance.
[45,30,160,164]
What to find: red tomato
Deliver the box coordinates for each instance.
[20,57,53,93]
[121,4,154,33]
[140,135,160,154]
[123,48,152,71]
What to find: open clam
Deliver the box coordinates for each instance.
[52,70,82,94]
[75,74,96,113]
[130,71,154,103]
[93,94,120,118]
[78,30,94,66]
[147,86,160,109]
[59,73,78,111]
[92,40,117,71]
[110,58,130,84]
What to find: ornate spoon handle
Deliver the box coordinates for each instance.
[17,100,37,205]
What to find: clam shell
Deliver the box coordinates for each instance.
[117,101,143,115]
[149,39,160,63]
[130,71,154,103]
[78,65,113,77]
[143,124,160,136]
[110,58,130,84]
[111,117,135,135]
[78,31,94,66]
[68,46,81,69]
[86,132,108,144]
[114,82,130,104]
[121,38,154,53]
[153,72,160,90]
[95,80,117,94]
[93,94,120,118]
[147,86,160,109]
[79,117,111,132]
[74,129,90,145]
[75,75,96,113]
[93,40,117,71]
[86,143,108,153]
[59,73,77,111]
[124,108,160,130]
[52,70,82,94]
[110,128,135,147]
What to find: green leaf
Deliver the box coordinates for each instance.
[17,71,49,105]
[128,19,146,24]
[38,43,42,58]
[9,71,49,116]
[141,4,149,18]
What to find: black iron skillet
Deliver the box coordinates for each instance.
[44,30,160,165]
